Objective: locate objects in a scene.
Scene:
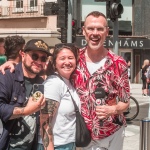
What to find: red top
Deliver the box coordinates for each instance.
[71,47,130,140]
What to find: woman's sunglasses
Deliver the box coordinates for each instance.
[55,43,76,50]
[30,53,48,62]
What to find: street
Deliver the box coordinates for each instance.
[123,84,150,150]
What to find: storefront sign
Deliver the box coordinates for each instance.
[75,36,150,49]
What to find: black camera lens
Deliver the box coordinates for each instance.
[34,85,39,90]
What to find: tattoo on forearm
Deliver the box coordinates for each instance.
[48,116,53,135]
[41,98,58,114]
[41,99,58,148]
[9,107,24,120]
[42,116,53,147]
[42,119,49,147]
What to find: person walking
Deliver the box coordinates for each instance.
[141,59,149,96]
[0,39,51,150]
[146,61,150,96]
[126,60,132,89]
[71,11,130,150]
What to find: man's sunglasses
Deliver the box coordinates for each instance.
[30,53,48,62]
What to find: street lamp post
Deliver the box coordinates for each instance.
[67,0,73,43]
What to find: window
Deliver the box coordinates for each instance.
[12,0,23,13]
[16,0,23,8]
[30,0,37,7]
[27,0,38,12]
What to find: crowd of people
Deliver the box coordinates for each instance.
[0,11,130,150]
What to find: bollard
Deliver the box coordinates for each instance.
[140,118,150,150]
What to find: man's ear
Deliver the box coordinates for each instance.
[82,26,86,36]
[19,50,22,55]
[106,27,109,36]
[20,51,25,59]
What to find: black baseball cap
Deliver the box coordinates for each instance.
[24,39,52,56]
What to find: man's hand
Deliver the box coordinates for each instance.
[24,94,45,115]
[96,101,130,120]
[0,61,16,74]
[96,105,117,120]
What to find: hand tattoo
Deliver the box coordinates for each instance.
[10,107,25,120]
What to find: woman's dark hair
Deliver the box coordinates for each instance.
[52,43,79,69]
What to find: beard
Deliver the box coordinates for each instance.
[23,61,43,75]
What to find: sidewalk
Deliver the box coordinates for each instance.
[123,83,150,150]
[124,125,140,150]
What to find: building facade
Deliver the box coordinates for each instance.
[0,0,59,45]
[0,0,150,83]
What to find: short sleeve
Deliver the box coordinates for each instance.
[43,75,66,103]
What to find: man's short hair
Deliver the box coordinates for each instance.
[4,35,25,60]
[84,11,108,26]
[85,11,107,20]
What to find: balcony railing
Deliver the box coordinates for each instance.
[0,4,44,18]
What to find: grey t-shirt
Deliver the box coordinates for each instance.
[9,77,36,150]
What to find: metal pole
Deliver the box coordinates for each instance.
[140,118,150,150]
[73,0,81,29]
[67,0,73,43]
[113,18,119,55]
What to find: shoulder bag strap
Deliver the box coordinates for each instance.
[54,73,79,113]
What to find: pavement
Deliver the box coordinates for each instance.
[123,83,150,150]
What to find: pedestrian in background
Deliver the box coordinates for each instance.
[71,11,130,150]
[146,63,150,96]
[126,60,132,89]
[0,38,7,65]
[4,35,25,63]
[141,59,149,96]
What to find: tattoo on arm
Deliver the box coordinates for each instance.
[41,98,58,114]
[42,118,49,147]
[9,107,25,120]
[40,99,59,148]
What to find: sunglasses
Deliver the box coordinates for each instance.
[55,43,76,50]
[30,53,48,62]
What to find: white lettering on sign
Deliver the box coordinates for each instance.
[118,40,122,46]
[108,40,113,46]
[123,40,129,47]
[131,41,137,47]
[81,39,87,46]
[140,41,144,47]
[79,37,145,48]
